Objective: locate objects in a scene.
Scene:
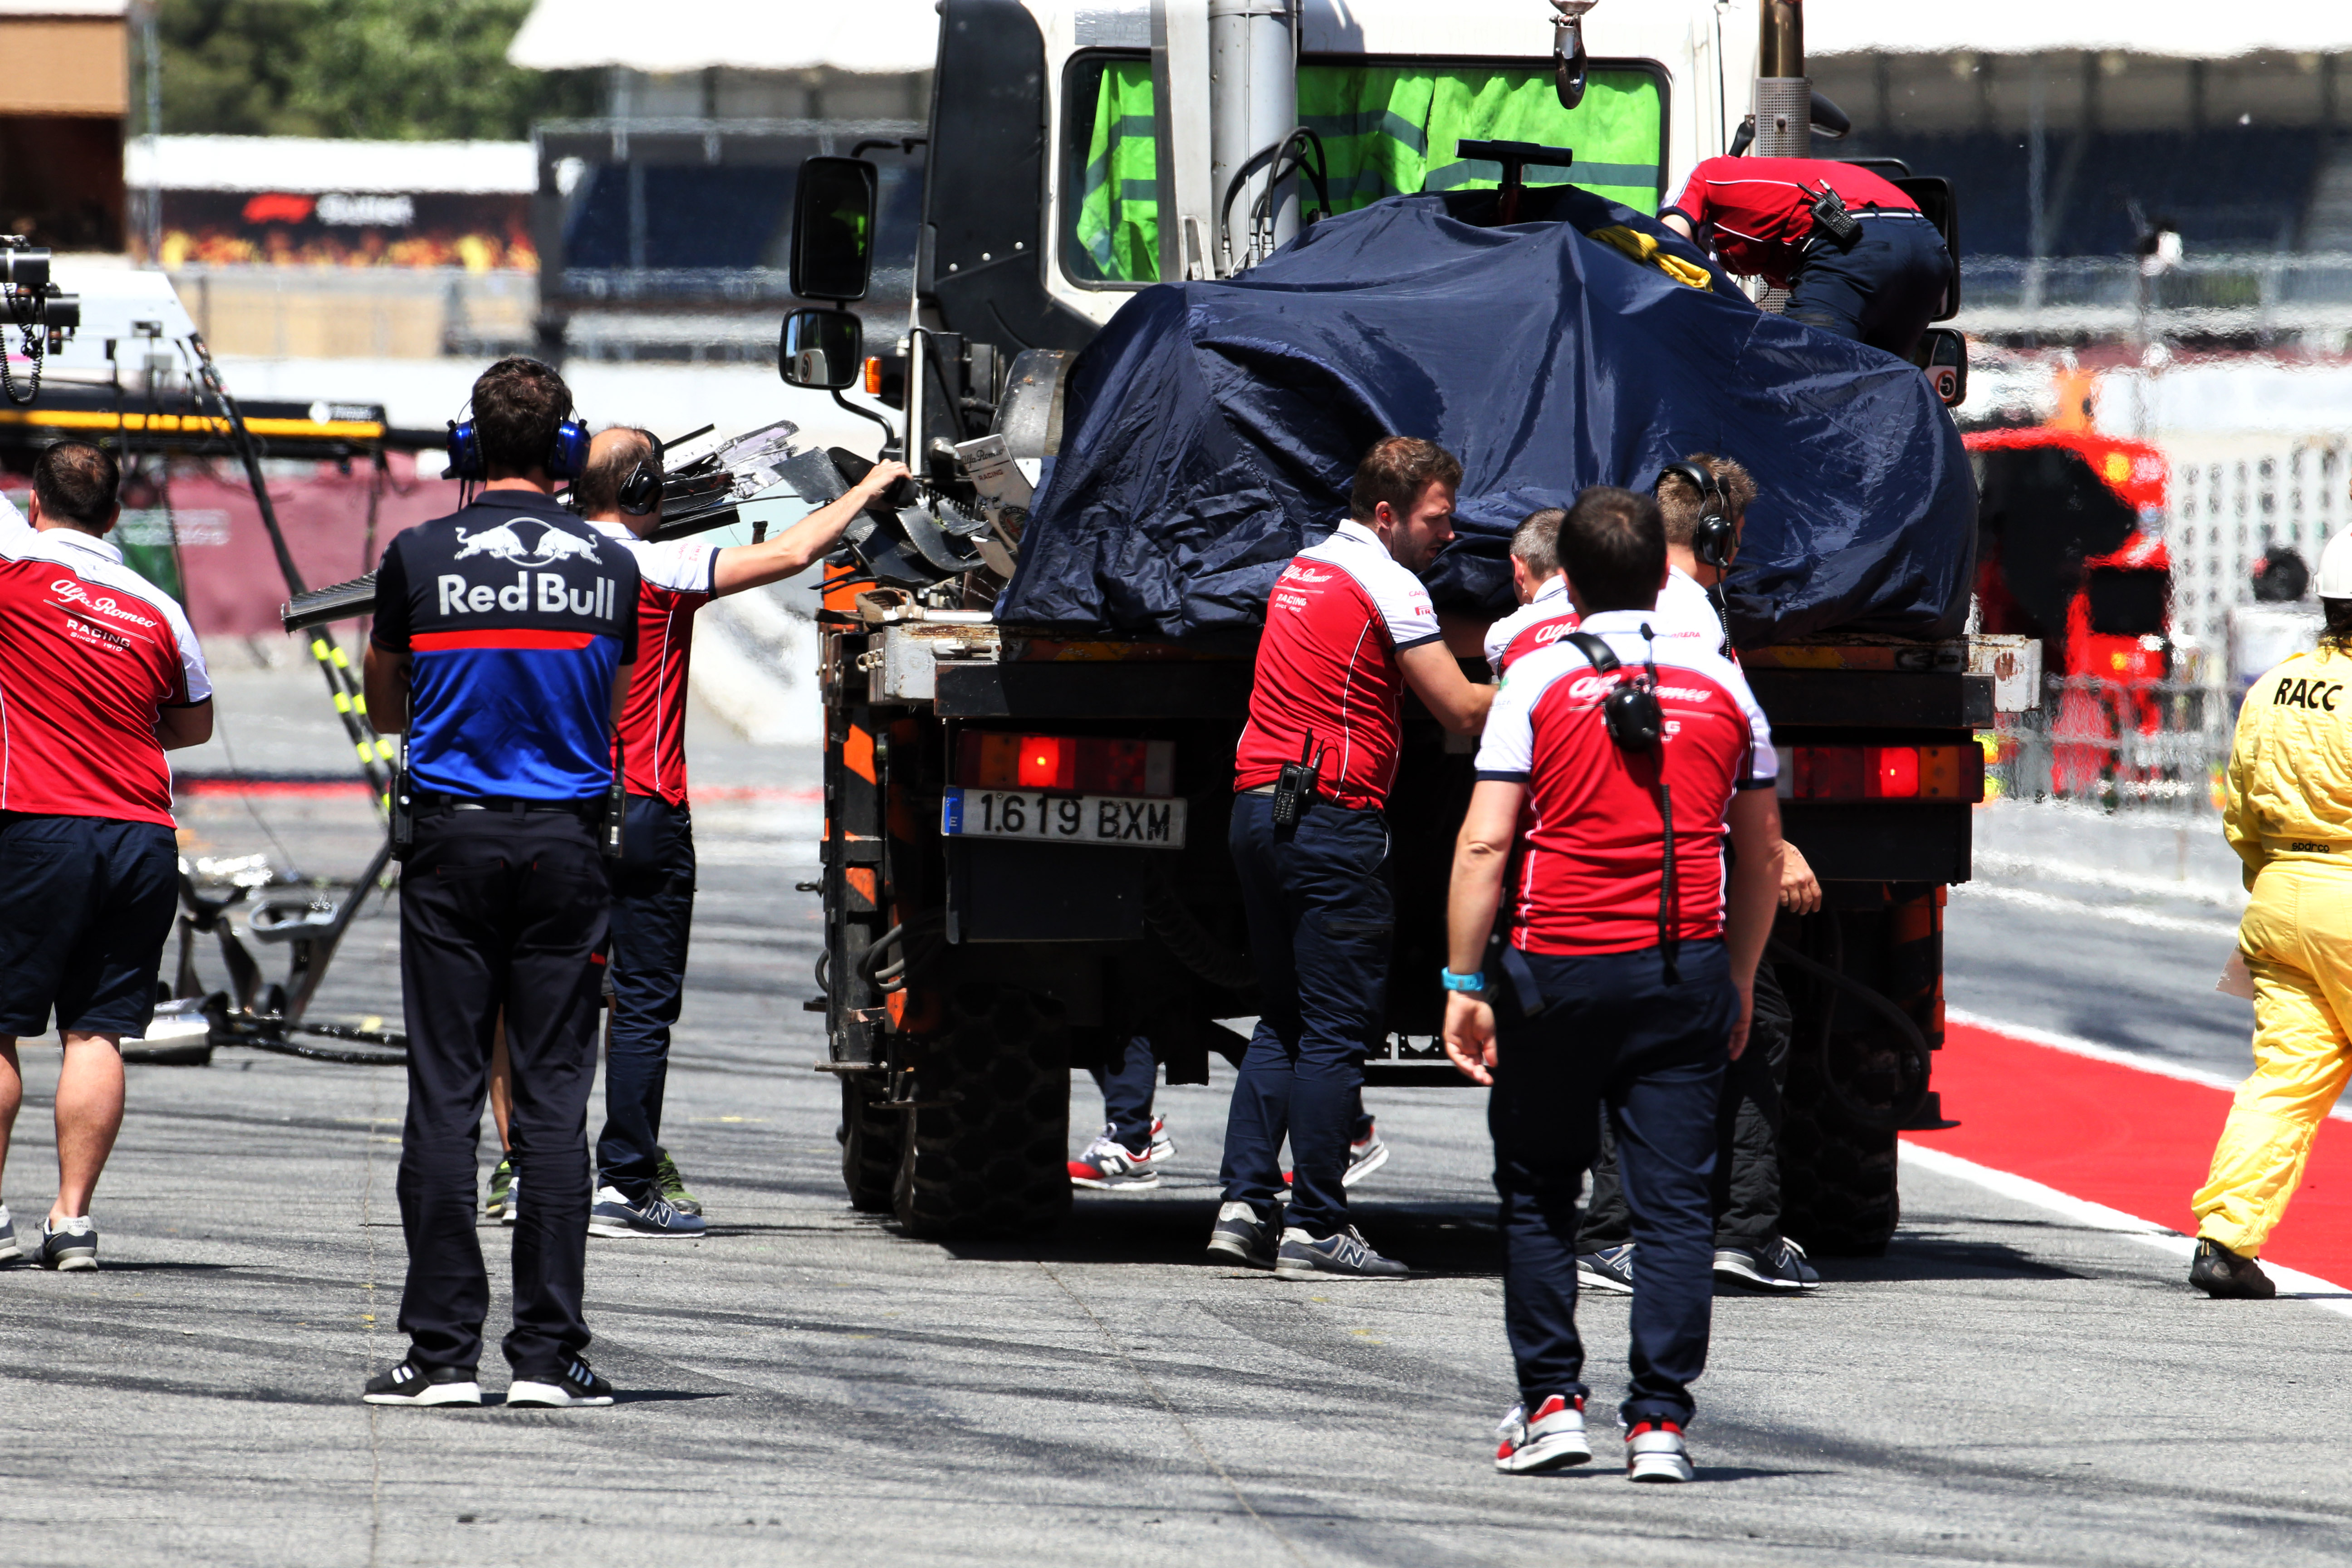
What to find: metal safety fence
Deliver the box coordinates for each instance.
[1986,675,2234,816]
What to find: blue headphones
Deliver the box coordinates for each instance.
[445,411,589,481]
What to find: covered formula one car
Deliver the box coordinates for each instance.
[996,185,1975,649]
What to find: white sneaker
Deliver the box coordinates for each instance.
[504,1172,520,1227]
[1495,1394,1593,1473]
[1068,1124,1171,1190]
[1627,1421,1695,1483]
[0,1205,18,1263]
[1148,1116,1178,1162]
[1342,1123,1390,1187]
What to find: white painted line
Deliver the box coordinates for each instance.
[1948,881,2242,938]
[1899,1141,2352,1319]
[1971,850,2247,910]
[1946,1007,2352,1125]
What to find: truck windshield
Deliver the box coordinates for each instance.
[1066,56,1667,286]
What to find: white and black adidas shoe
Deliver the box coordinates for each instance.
[362,1360,482,1406]
[506,1355,615,1408]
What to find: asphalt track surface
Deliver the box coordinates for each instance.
[4,696,2349,1566]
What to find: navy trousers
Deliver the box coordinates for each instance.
[596,794,696,1201]
[1491,940,1732,1428]
[1220,791,1391,1238]
[396,808,608,1378]
[1091,1035,1159,1154]
[1785,214,1953,359]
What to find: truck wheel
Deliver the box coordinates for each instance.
[892,985,1072,1237]
[1776,906,1935,1258]
[839,1079,902,1214]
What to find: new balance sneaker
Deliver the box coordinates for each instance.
[362,1360,482,1406]
[2190,1236,2276,1299]
[1626,1420,1695,1483]
[1342,1123,1391,1187]
[1577,1244,1635,1295]
[506,1355,614,1408]
[0,1205,19,1264]
[1714,1237,1820,1293]
[503,1170,520,1227]
[1068,1125,1166,1190]
[37,1216,96,1271]
[1495,1394,1593,1474]
[588,1185,707,1239]
[1205,1201,1276,1269]
[653,1146,703,1216]
[1274,1225,1409,1280]
[1149,1117,1178,1162]
[485,1153,515,1220]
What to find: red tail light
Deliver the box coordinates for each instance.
[1779,744,1980,802]
[958,732,1176,796]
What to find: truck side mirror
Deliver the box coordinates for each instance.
[779,307,864,391]
[1911,328,1967,409]
[790,156,878,303]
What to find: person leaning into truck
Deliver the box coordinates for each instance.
[1442,485,1785,1482]
[564,427,908,1240]
[0,445,212,1271]
[1577,455,1821,1296]
[1659,157,1952,360]
[1207,436,1494,1280]
[2188,528,2352,1299]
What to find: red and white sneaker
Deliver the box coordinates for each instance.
[1148,1116,1178,1163]
[1279,1123,1392,1194]
[1068,1125,1170,1190]
[1494,1394,1592,1473]
[1626,1420,1695,1483]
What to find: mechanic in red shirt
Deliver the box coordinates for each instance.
[1483,508,1577,679]
[1205,437,1494,1281]
[1442,485,1786,1483]
[562,426,907,1238]
[1661,156,1951,359]
[0,443,212,1271]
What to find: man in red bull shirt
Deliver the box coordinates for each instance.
[1206,436,1494,1281]
[0,443,212,1271]
[1442,485,1786,1483]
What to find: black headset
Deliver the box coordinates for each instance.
[1656,460,1735,571]
[445,403,590,483]
[616,448,662,516]
[1562,624,1679,982]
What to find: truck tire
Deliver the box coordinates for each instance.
[839,1079,902,1214]
[1776,904,1936,1257]
[892,984,1072,1237]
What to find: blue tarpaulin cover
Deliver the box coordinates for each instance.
[996,187,1976,649]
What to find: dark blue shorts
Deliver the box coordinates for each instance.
[0,813,180,1039]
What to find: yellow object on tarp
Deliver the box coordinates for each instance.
[1587,225,1712,290]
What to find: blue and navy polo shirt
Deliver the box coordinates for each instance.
[372,490,641,802]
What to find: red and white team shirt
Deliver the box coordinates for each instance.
[1650,566,1734,664]
[1475,608,1774,955]
[591,521,720,807]
[1483,573,1580,679]
[1663,156,1921,287]
[0,497,211,828]
[1234,518,1442,810]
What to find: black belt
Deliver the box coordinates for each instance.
[414,792,598,819]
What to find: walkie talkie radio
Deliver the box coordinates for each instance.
[1802,181,1862,249]
[388,736,416,861]
[1270,733,1326,829]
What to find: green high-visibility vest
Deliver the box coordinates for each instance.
[1069,63,1664,285]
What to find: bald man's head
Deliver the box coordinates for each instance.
[576,426,661,529]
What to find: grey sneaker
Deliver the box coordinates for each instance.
[588,1184,707,1239]
[38,1215,97,1271]
[1274,1225,1408,1280]
[1205,1201,1275,1269]
[1713,1237,1819,1292]
[1577,1244,1635,1295]
[0,1205,19,1264]
[1341,1123,1390,1187]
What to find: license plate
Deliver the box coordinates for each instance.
[941,787,1187,849]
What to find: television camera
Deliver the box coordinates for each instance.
[0,236,80,406]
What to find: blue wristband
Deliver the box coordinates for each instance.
[1441,967,1488,993]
